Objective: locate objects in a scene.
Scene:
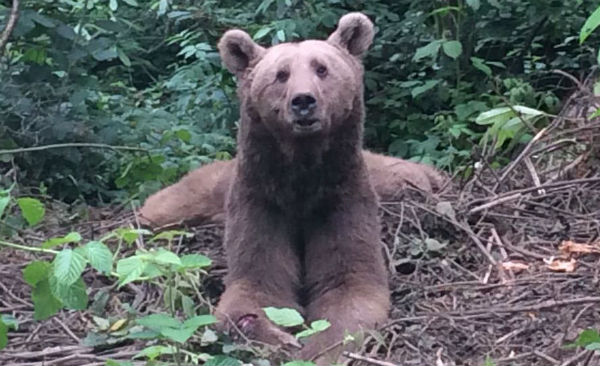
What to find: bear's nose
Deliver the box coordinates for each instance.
[291,93,317,117]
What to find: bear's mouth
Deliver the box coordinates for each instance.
[292,118,322,135]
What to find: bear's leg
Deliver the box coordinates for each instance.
[300,205,390,364]
[215,202,303,349]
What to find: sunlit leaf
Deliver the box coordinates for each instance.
[17,197,45,226]
[580,6,600,44]
[53,249,87,285]
[263,307,304,327]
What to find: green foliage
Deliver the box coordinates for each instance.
[263,307,305,327]
[2,0,598,201]
[568,329,600,351]
[16,198,45,226]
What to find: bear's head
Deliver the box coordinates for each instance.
[218,13,374,142]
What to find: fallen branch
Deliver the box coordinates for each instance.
[343,352,400,366]
[0,0,20,57]
[0,142,147,155]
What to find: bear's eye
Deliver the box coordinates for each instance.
[276,70,289,83]
[316,65,328,78]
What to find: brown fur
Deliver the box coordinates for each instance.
[214,13,388,363]
[138,151,445,228]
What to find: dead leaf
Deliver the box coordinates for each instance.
[559,240,600,256]
[500,261,529,273]
[545,258,576,272]
[109,318,128,332]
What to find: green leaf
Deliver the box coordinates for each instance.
[136,313,181,330]
[92,46,118,61]
[475,107,513,125]
[109,0,118,11]
[204,355,242,366]
[263,307,304,327]
[282,362,316,366]
[295,319,331,339]
[589,107,600,119]
[471,57,492,76]
[160,326,196,343]
[0,188,11,219]
[116,256,147,286]
[411,79,441,98]
[574,329,600,347]
[413,40,442,61]
[53,249,87,285]
[442,40,462,59]
[150,229,193,242]
[134,345,175,360]
[117,48,131,67]
[466,0,480,10]
[276,29,285,42]
[49,276,88,310]
[115,228,151,245]
[253,27,272,40]
[17,197,45,226]
[122,0,138,6]
[23,261,51,287]
[32,278,63,320]
[580,6,600,44]
[1,315,18,330]
[151,248,181,266]
[106,360,134,366]
[82,241,113,274]
[183,314,217,328]
[179,254,212,270]
[0,319,7,350]
[41,232,82,249]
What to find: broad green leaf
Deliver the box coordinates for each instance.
[32,278,63,320]
[23,261,51,287]
[17,197,45,226]
[253,27,272,40]
[109,0,118,11]
[471,57,492,76]
[0,319,6,350]
[413,40,442,61]
[179,254,212,270]
[411,79,441,98]
[574,329,600,346]
[442,40,463,59]
[151,248,181,266]
[41,232,82,249]
[82,241,113,274]
[115,228,151,245]
[276,29,285,42]
[204,355,242,366]
[92,46,118,61]
[49,276,88,310]
[466,0,480,10]
[136,313,181,329]
[53,249,87,285]
[295,319,331,339]
[580,6,600,44]
[183,314,217,328]
[282,362,316,366]
[589,107,600,119]
[263,307,304,327]
[475,107,513,125]
[122,0,138,6]
[116,256,147,286]
[134,345,175,360]
[0,188,10,219]
[160,326,196,343]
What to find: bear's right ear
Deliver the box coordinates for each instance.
[218,30,265,77]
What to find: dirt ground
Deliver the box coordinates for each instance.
[1,77,599,366]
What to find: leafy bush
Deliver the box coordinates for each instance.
[1,0,599,202]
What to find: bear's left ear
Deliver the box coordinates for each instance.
[327,12,374,57]
[218,29,266,77]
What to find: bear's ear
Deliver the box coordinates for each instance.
[218,30,265,77]
[327,12,374,57]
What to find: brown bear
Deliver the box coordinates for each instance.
[138,151,446,228]
[213,13,390,364]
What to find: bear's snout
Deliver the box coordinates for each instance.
[290,92,321,135]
